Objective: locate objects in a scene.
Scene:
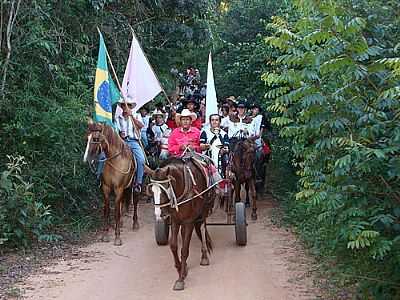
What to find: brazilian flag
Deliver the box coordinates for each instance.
[94,32,120,126]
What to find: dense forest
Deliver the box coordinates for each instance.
[1,0,399,298]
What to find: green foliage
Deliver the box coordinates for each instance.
[0,0,212,248]
[0,156,59,248]
[264,0,400,297]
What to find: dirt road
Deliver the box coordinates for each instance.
[18,196,319,300]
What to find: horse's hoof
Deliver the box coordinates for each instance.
[245,201,250,208]
[114,238,122,246]
[173,280,185,291]
[101,235,110,243]
[251,213,257,220]
[200,257,210,266]
[132,222,140,231]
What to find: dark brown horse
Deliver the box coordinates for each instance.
[228,138,258,220]
[146,157,214,291]
[84,122,139,246]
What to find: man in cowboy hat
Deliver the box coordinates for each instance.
[225,99,254,142]
[176,96,202,129]
[168,109,201,156]
[150,109,171,160]
[115,97,146,192]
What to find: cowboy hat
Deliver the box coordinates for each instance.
[176,109,197,122]
[226,95,236,102]
[118,95,137,107]
[151,109,164,119]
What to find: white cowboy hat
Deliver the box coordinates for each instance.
[151,109,164,119]
[176,109,197,122]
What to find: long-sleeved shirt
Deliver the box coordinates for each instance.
[115,112,143,140]
[225,115,254,138]
[168,127,201,156]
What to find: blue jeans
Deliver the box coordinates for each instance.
[126,138,145,185]
[141,130,148,149]
[96,152,106,179]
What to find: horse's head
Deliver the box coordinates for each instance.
[232,139,256,176]
[146,160,184,221]
[83,122,106,163]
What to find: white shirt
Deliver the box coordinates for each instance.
[251,114,264,147]
[152,123,169,142]
[226,116,254,138]
[221,116,230,129]
[251,114,263,136]
[116,112,143,140]
[141,115,150,133]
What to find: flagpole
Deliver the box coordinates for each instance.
[97,27,149,166]
[128,25,171,105]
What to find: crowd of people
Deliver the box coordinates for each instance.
[105,67,271,192]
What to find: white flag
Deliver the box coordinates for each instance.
[122,32,162,110]
[205,52,218,123]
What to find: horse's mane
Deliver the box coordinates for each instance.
[159,157,184,168]
[102,124,132,159]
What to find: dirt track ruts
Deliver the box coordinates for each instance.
[18,195,320,300]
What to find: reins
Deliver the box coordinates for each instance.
[148,176,223,212]
[89,128,134,176]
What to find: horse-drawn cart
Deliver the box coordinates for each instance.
[154,177,248,246]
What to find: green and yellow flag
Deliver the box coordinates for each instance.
[94,32,120,126]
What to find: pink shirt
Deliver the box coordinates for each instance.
[168,127,201,156]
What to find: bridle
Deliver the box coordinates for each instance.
[148,161,223,212]
[86,127,132,175]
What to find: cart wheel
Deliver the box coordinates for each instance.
[155,218,169,245]
[235,202,247,246]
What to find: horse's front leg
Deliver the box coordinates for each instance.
[170,221,181,274]
[101,184,111,242]
[173,223,194,291]
[249,179,257,220]
[132,190,140,231]
[114,188,124,246]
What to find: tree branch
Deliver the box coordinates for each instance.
[0,0,21,100]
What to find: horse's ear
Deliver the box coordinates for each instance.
[144,165,155,177]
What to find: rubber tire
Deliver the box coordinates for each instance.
[235,202,247,246]
[155,218,169,246]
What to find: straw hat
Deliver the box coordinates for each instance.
[151,109,164,119]
[176,109,197,122]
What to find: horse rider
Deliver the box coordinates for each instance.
[221,96,237,129]
[224,99,255,143]
[150,109,171,160]
[250,103,266,158]
[176,96,202,129]
[115,97,146,192]
[168,108,202,156]
[168,109,223,194]
[199,114,230,176]
[139,106,150,149]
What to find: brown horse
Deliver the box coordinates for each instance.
[84,122,139,246]
[228,138,258,220]
[146,156,214,291]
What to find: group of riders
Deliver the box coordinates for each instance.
[97,66,271,193]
